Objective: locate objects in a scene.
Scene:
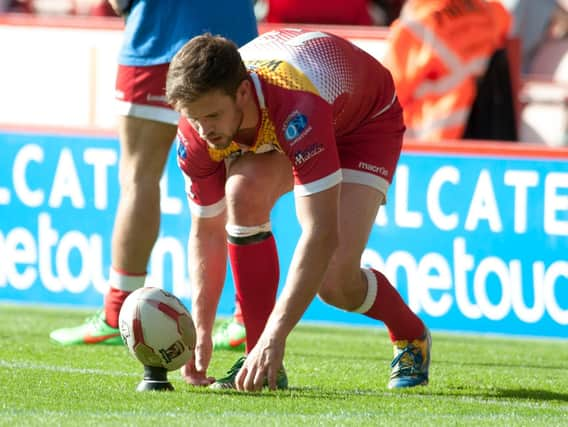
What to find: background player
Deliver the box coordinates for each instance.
[50,0,258,382]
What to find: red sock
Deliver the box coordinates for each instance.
[228,232,279,353]
[104,287,130,328]
[362,269,424,342]
[104,268,146,328]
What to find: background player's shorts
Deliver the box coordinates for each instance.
[115,63,179,125]
[337,98,404,199]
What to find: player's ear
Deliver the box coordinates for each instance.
[236,79,251,102]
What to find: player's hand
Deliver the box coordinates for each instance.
[180,337,215,386]
[180,356,215,386]
[235,333,285,392]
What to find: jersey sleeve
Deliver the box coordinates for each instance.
[176,119,227,217]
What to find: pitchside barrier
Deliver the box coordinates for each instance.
[0,16,567,339]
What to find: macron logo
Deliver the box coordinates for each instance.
[358,162,389,177]
[147,94,167,103]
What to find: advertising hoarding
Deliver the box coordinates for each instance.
[1,130,566,338]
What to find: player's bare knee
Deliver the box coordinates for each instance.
[318,275,348,308]
[118,169,160,198]
[226,175,272,221]
[317,284,340,307]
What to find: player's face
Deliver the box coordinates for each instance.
[182,89,243,150]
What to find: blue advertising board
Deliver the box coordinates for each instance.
[1,130,567,338]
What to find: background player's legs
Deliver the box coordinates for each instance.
[104,116,177,327]
[49,116,176,345]
[111,116,177,272]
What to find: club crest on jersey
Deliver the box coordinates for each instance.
[294,143,324,165]
[176,140,187,160]
[284,111,310,143]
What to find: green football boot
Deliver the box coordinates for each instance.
[49,310,122,346]
[210,356,288,390]
[212,318,246,351]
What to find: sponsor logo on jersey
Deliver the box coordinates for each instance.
[246,59,283,72]
[358,161,389,177]
[294,143,324,165]
[284,111,310,143]
[147,94,168,103]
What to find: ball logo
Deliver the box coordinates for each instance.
[159,340,185,363]
[284,112,308,141]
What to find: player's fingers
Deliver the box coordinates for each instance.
[242,366,261,392]
[179,357,194,377]
[266,365,277,391]
[244,368,257,392]
[188,376,211,386]
[198,375,216,386]
[253,366,265,392]
[235,365,247,391]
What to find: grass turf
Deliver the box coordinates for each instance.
[0,304,567,426]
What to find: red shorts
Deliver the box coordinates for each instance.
[115,63,179,125]
[337,97,404,197]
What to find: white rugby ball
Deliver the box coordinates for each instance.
[119,287,196,371]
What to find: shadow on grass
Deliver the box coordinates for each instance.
[493,388,568,402]
[194,385,568,404]
[434,358,567,372]
[195,386,389,400]
[371,387,566,403]
[392,387,568,403]
[290,350,391,364]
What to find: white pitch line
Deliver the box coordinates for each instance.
[0,359,138,377]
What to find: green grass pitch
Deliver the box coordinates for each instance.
[0,304,567,426]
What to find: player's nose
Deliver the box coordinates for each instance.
[199,122,215,139]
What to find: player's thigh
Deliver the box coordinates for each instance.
[115,64,179,177]
[118,118,177,174]
[225,151,293,223]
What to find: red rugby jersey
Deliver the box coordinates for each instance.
[177,28,396,217]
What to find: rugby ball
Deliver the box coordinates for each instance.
[119,287,196,371]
